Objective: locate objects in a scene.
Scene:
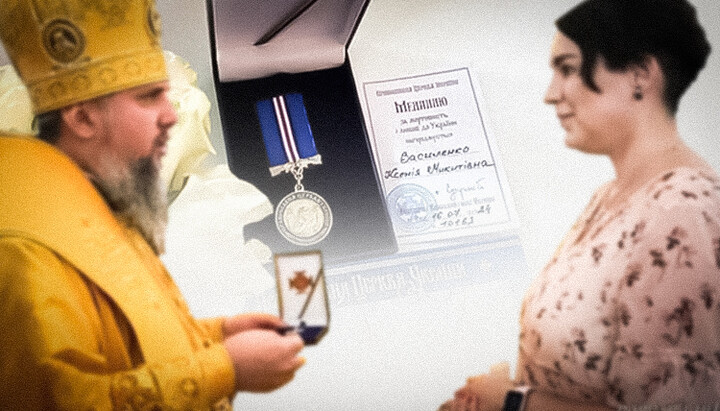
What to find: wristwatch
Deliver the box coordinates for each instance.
[501,386,533,411]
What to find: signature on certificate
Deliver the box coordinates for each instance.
[446,179,486,202]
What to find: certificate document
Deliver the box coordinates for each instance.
[362,68,516,246]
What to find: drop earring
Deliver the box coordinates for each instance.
[633,85,643,101]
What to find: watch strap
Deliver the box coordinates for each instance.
[501,385,533,411]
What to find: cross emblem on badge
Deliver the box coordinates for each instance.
[289,270,313,294]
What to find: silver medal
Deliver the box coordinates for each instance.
[275,190,332,246]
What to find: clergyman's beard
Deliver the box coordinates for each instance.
[91,155,168,255]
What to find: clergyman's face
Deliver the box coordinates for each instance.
[89,80,177,254]
[543,32,635,155]
[96,80,177,171]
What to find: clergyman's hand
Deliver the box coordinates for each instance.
[223,329,305,392]
[222,313,286,337]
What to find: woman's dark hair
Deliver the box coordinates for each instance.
[556,0,711,115]
[35,109,62,144]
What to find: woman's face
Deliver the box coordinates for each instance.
[544,32,635,155]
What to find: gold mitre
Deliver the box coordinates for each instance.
[0,0,167,114]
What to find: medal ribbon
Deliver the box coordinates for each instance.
[256,93,322,177]
[257,93,333,247]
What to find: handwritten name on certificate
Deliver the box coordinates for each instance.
[362,68,515,246]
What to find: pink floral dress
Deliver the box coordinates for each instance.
[518,167,720,407]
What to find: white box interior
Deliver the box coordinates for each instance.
[210,0,368,81]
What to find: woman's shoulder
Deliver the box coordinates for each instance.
[641,166,720,211]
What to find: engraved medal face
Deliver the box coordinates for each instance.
[42,19,85,64]
[275,191,332,246]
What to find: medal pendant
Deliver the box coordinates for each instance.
[275,190,333,246]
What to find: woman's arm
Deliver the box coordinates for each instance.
[439,363,614,411]
[525,389,614,411]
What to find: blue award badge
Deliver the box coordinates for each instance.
[256,93,333,246]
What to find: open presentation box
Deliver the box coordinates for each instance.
[207,0,397,265]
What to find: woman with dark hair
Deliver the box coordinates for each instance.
[441,0,719,409]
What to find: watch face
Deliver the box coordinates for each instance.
[501,392,524,411]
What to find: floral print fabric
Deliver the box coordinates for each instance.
[518,167,720,407]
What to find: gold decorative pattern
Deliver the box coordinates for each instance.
[0,0,167,113]
[31,0,77,23]
[111,373,162,410]
[212,398,233,411]
[80,0,133,29]
[180,378,199,398]
[28,50,165,113]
